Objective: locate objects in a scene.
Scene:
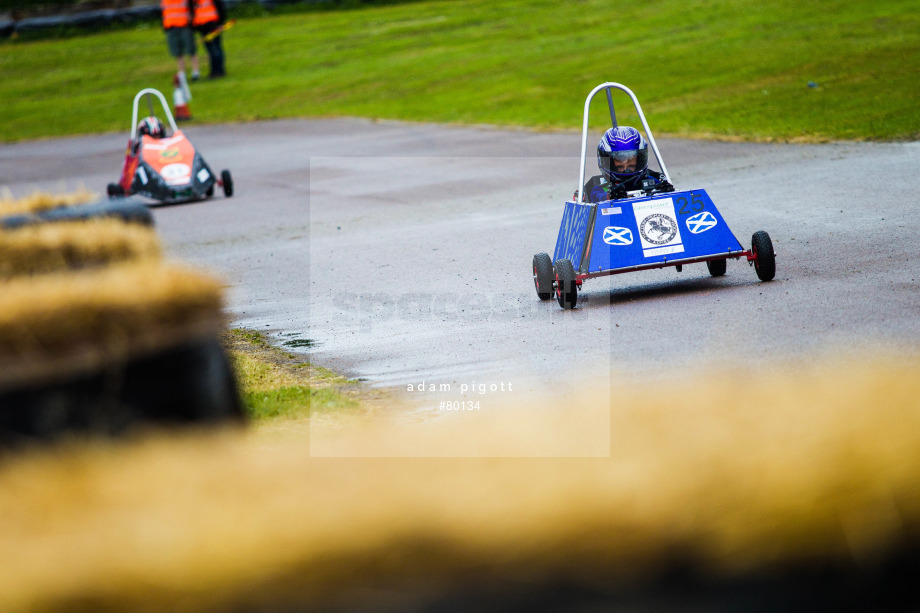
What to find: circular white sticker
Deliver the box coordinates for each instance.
[161,163,191,184]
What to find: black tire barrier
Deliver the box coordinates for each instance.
[0,0,359,39]
[119,4,161,22]
[12,14,71,33]
[0,197,153,230]
[0,337,245,449]
[68,8,118,27]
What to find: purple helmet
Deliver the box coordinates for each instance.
[597,126,649,181]
[138,116,166,139]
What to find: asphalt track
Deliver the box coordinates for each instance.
[3,119,920,413]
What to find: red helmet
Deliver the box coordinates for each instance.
[138,116,166,139]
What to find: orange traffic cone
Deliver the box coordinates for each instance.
[173,72,192,121]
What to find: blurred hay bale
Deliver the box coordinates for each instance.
[0,190,242,445]
[0,188,97,217]
[0,356,918,610]
[0,218,161,279]
[0,260,223,390]
[0,260,243,444]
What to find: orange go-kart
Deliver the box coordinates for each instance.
[107,88,232,204]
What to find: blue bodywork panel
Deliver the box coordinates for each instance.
[552,200,594,270]
[553,189,744,273]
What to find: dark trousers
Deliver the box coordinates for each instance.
[197,23,226,77]
[204,34,225,77]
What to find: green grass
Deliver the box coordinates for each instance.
[244,386,358,420]
[224,328,359,421]
[230,327,272,347]
[2,0,918,142]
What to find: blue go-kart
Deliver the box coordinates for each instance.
[533,82,776,309]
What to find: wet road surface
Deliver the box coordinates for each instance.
[3,119,920,410]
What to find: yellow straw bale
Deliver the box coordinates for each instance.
[0,261,224,388]
[0,188,98,217]
[0,355,919,610]
[0,219,161,279]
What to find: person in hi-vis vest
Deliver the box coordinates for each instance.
[161,0,201,80]
[193,0,227,79]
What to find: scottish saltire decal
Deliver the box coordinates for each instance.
[633,198,684,258]
[686,210,718,234]
[602,226,633,246]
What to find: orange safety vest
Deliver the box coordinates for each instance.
[161,0,190,28]
[193,0,219,26]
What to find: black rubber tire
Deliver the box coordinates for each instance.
[554,258,577,310]
[533,252,554,301]
[0,199,154,230]
[221,169,233,197]
[0,338,245,449]
[751,230,776,281]
[107,182,124,198]
[707,258,727,276]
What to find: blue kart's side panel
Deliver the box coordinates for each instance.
[554,189,745,274]
[552,200,594,270]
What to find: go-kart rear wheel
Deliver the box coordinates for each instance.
[533,252,553,301]
[221,170,233,197]
[751,230,776,281]
[555,258,577,310]
[107,183,124,198]
[707,258,727,277]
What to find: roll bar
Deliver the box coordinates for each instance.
[575,83,671,203]
[130,88,179,140]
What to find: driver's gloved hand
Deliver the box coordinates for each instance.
[656,179,675,193]
[609,184,627,200]
[590,185,611,202]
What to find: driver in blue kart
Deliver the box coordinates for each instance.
[579,126,673,202]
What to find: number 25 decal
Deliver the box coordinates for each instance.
[677,194,705,215]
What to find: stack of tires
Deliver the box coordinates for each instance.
[0,192,244,449]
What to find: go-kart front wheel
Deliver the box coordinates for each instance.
[107,183,124,198]
[751,231,775,281]
[707,258,727,277]
[554,258,577,310]
[533,252,553,301]
[221,169,233,197]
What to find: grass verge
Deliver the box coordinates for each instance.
[1,0,918,142]
[222,327,373,421]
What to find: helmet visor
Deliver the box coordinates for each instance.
[599,148,649,177]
